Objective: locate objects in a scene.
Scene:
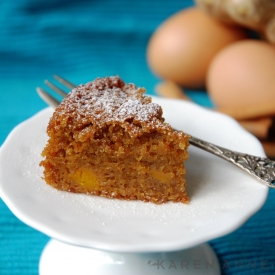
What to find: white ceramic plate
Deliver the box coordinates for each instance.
[0,97,268,253]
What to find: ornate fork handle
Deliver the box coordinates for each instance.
[189,136,275,188]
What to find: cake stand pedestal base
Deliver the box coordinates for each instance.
[39,239,220,275]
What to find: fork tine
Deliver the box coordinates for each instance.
[53,75,76,89]
[36,87,60,108]
[44,80,68,98]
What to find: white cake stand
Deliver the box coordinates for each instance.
[40,240,220,275]
[0,98,268,275]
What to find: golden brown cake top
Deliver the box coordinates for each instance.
[48,76,179,139]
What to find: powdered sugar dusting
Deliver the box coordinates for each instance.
[50,76,173,137]
[117,100,160,122]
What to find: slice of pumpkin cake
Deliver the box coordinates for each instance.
[40,76,189,204]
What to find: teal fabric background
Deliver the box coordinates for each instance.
[0,0,274,274]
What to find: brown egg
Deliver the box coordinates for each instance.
[147,8,247,88]
[207,40,275,108]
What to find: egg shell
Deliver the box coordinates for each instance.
[147,8,247,88]
[207,40,275,108]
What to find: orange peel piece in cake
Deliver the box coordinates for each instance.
[70,168,100,192]
[149,169,174,183]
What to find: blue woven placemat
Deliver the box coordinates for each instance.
[1,0,274,274]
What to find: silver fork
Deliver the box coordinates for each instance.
[37,75,275,189]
